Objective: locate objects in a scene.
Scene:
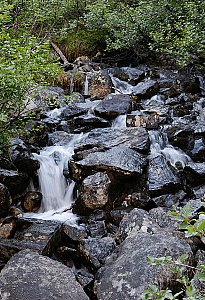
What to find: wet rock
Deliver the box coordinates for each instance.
[62,223,87,241]
[0,183,12,217]
[0,169,29,196]
[121,67,145,85]
[61,104,88,119]
[9,139,40,175]
[0,158,16,170]
[152,190,187,208]
[21,191,42,212]
[88,220,107,238]
[75,127,149,154]
[76,268,94,287]
[79,237,116,269]
[95,231,193,300]
[110,209,130,226]
[181,77,201,94]
[88,70,113,99]
[191,138,205,162]
[94,94,131,118]
[132,79,159,99]
[126,112,159,129]
[9,207,23,218]
[70,146,146,181]
[140,96,169,116]
[0,249,89,300]
[185,162,205,185]
[72,114,109,130]
[48,131,75,146]
[148,154,180,196]
[193,185,205,200]
[0,220,15,239]
[78,172,111,211]
[166,123,194,151]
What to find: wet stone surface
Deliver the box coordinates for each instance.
[70,145,147,181]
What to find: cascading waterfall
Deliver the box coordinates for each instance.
[25,134,85,223]
[111,76,133,94]
[149,130,191,168]
[84,75,89,96]
[112,115,127,128]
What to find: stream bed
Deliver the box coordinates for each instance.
[0,61,205,299]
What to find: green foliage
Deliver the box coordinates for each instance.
[142,201,205,299]
[84,0,205,66]
[169,202,205,238]
[0,2,60,155]
[142,254,205,299]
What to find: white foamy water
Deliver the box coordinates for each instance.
[84,75,89,95]
[149,130,191,168]
[111,76,133,94]
[25,134,85,223]
[112,115,127,129]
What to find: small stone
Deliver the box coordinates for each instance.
[21,191,42,212]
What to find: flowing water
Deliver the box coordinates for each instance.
[112,115,127,128]
[27,70,193,222]
[25,134,85,223]
[149,130,191,168]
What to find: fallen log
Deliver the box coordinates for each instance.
[50,41,74,69]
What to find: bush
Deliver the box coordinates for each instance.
[0,2,60,154]
[84,0,205,66]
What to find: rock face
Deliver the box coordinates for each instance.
[21,191,42,212]
[0,219,61,267]
[9,139,39,175]
[0,249,89,300]
[0,183,12,217]
[78,172,111,210]
[70,146,147,181]
[95,231,193,300]
[148,154,180,196]
[94,94,131,118]
[185,162,205,185]
[132,79,159,98]
[75,127,149,154]
[79,237,116,269]
[0,169,29,196]
[87,70,113,99]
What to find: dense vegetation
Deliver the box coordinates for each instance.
[0,0,205,153]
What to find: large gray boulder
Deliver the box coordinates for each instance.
[77,172,111,211]
[95,230,193,300]
[0,249,89,300]
[148,154,180,196]
[70,146,147,181]
[94,94,131,118]
[132,79,159,99]
[0,169,29,196]
[75,127,149,154]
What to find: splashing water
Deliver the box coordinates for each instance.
[25,134,85,223]
[111,76,133,94]
[149,130,191,168]
[84,75,89,96]
[112,115,127,129]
